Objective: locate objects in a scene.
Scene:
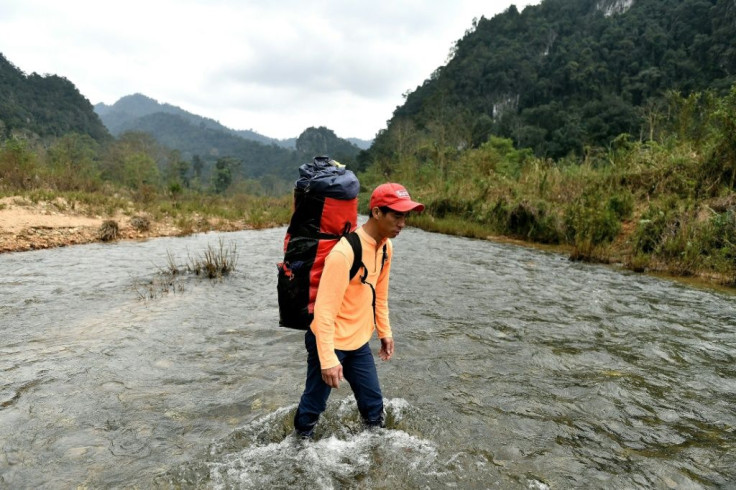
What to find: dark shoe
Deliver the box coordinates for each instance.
[294,429,313,440]
[362,418,385,430]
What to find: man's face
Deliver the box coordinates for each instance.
[375,207,408,239]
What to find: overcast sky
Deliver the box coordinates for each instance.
[0,0,540,141]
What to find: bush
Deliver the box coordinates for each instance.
[607,191,635,220]
[0,139,37,190]
[130,215,151,232]
[500,200,563,244]
[706,210,736,257]
[98,220,119,241]
[632,201,679,254]
[565,198,621,247]
[427,197,473,219]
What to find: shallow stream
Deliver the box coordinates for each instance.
[1,225,734,488]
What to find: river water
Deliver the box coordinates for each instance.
[0,225,734,489]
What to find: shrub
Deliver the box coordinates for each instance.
[632,201,680,254]
[706,210,736,251]
[498,200,562,244]
[98,220,119,241]
[0,139,37,190]
[506,201,538,237]
[427,197,473,219]
[607,191,635,220]
[626,253,651,273]
[565,199,621,247]
[130,215,151,232]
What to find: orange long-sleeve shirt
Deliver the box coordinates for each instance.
[310,226,393,369]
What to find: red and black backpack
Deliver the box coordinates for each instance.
[277,157,357,330]
[277,156,387,330]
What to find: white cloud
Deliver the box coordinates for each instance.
[0,0,540,140]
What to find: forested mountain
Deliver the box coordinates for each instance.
[106,110,297,179]
[95,94,286,147]
[94,94,363,182]
[296,126,366,163]
[0,53,110,141]
[346,138,372,150]
[369,0,736,161]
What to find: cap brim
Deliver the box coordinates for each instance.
[388,200,425,213]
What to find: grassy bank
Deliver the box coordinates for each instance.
[359,88,736,288]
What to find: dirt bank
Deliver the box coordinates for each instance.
[0,196,182,253]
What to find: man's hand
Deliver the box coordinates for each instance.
[379,337,394,361]
[321,364,344,388]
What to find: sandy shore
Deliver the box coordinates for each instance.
[0,196,182,253]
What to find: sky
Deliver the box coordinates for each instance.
[0,0,540,141]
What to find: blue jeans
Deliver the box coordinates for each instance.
[294,330,384,436]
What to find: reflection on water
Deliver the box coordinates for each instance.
[1,227,734,488]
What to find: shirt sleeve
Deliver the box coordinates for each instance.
[310,247,351,369]
[374,239,392,339]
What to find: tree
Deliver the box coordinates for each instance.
[122,153,159,189]
[163,149,190,189]
[0,138,37,189]
[212,156,239,194]
[101,131,163,188]
[47,133,101,191]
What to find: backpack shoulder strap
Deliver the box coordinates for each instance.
[345,231,365,281]
[380,243,388,273]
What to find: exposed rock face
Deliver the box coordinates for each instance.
[597,0,634,17]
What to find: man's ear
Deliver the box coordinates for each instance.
[371,206,380,219]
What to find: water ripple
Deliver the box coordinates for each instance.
[1,227,734,488]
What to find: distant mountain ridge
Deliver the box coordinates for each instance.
[94,94,373,150]
[94,94,291,148]
[94,93,366,182]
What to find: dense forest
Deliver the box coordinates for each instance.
[357,0,736,285]
[368,0,735,162]
[0,54,110,142]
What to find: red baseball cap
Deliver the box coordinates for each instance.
[369,183,425,213]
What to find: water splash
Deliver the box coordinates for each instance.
[158,399,439,489]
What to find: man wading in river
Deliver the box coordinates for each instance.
[293,183,424,438]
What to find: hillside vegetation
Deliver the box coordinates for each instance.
[0,54,110,142]
[368,0,735,162]
[0,54,360,246]
[358,0,736,286]
[95,94,279,146]
[360,87,736,286]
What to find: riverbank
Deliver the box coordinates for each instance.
[408,212,736,293]
[3,193,734,293]
[0,195,287,253]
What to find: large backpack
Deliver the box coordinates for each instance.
[277,156,360,330]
